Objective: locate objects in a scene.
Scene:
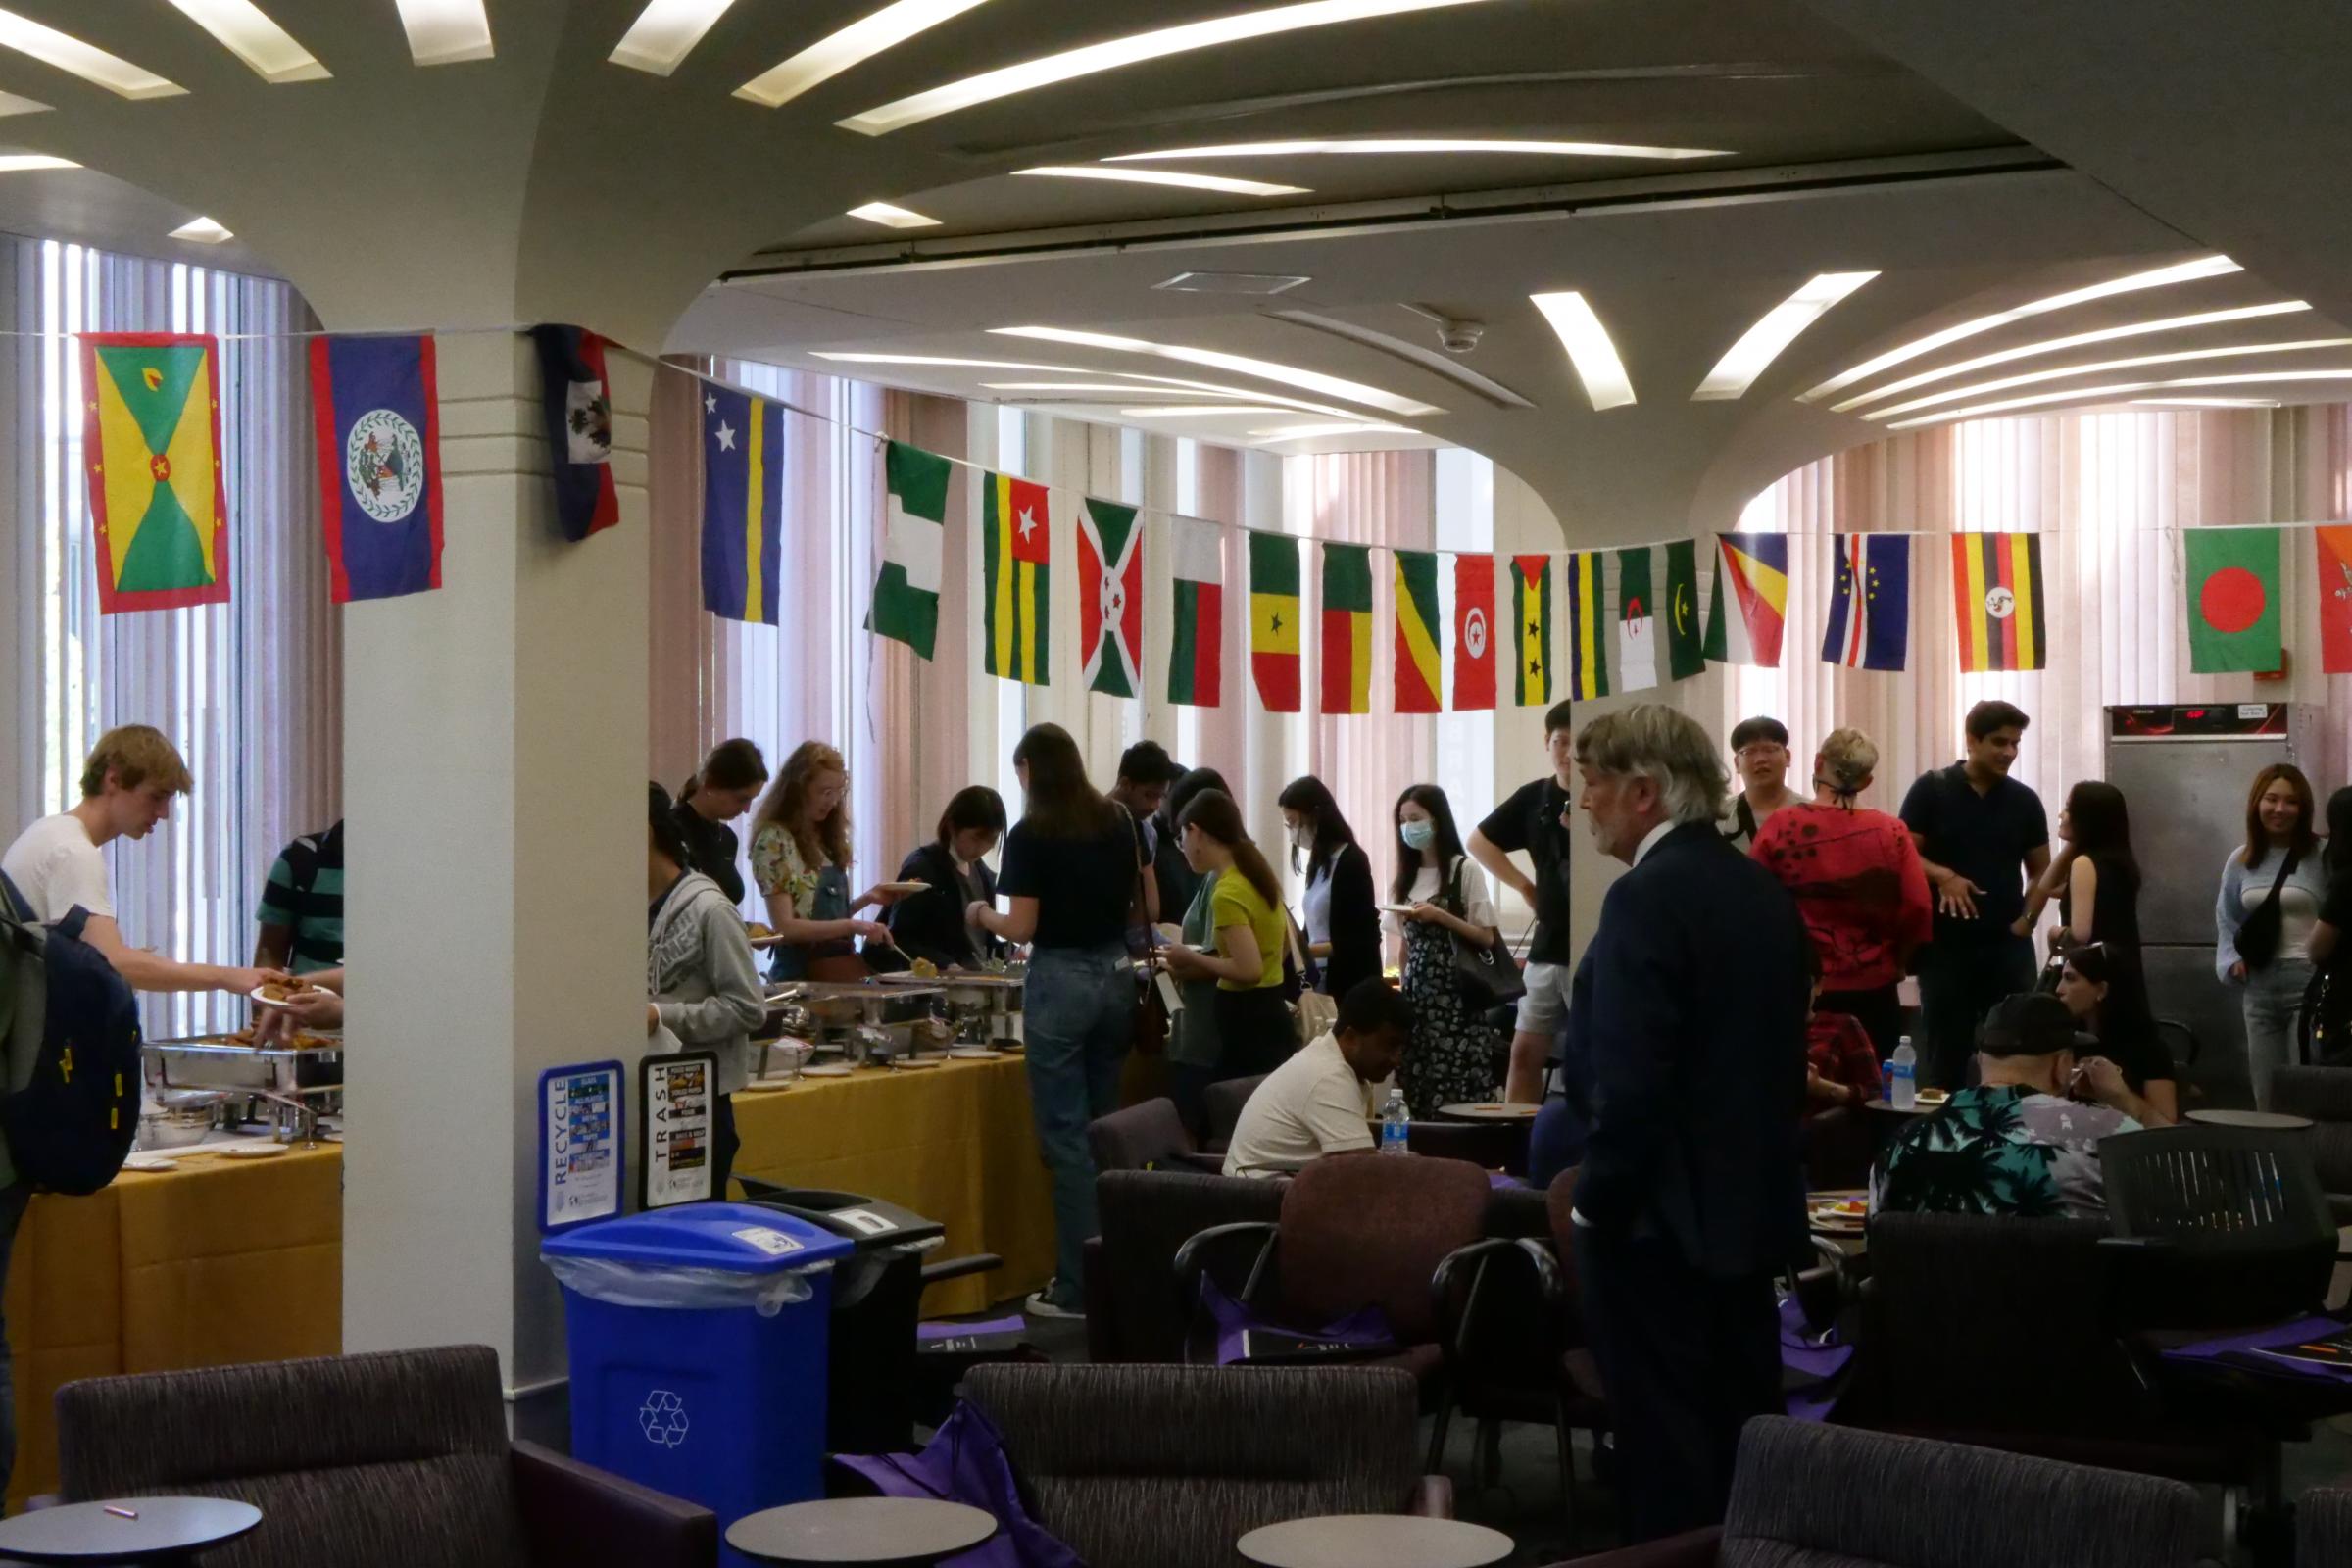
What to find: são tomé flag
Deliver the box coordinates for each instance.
[1250,532,1302,712]
[699,382,783,625]
[1452,554,1496,710]
[1950,532,2047,673]
[80,332,229,613]
[983,471,1051,684]
[1320,542,1373,714]
[2184,526,2282,674]
[1564,551,1609,699]
[1703,532,1788,667]
[1395,549,1442,714]
[1510,554,1553,707]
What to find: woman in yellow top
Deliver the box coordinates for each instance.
[1163,789,1293,1082]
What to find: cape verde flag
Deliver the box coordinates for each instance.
[308,334,444,603]
[1821,533,1909,671]
[701,383,784,624]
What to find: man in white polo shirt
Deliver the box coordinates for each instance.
[1223,981,1413,1178]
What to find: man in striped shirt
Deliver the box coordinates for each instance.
[254,819,344,976]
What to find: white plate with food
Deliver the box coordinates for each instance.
[1808,1196,1869,1232]
[800,1063,854,1078]
[221,1143,292,1159]
[122,1154,180,1173]
[947,1047,1004,1060]
[747,929,785,948]
[249,983,329,1009]
[1375,902,1418,915]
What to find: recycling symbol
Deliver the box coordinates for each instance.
[639,1389,690,1447]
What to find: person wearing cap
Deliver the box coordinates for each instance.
[1870,993,2155,1221]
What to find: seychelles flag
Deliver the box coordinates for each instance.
[308,334,444,603]
[701,382,783,625]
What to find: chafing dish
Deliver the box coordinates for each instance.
[143,1037,342,1145]
[760,980,950,1054]
[875,967,1024,1045]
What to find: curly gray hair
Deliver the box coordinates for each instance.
[1574,704,1730,826]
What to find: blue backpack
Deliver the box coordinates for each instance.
[1,871,143,1195]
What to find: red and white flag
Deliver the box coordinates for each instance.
[1167,514,1223,707]
[1452,554,1496,710]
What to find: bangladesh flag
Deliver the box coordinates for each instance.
[1168,514,1223,706]
[867,440,949,658]
[81,332,230,613]
[1320,542,1372,714]
[1394,549,1442,714]
[1250,532,1301,712]
[2185,526,2282,673]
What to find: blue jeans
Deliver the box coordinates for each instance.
[1022,945,1135,1303]
[2243,958,2316,1110]
[0,1182,29,1505]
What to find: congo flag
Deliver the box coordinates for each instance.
[1394,549,1443,714]
[81,333,229,613]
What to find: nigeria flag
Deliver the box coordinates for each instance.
[867,440,948,658]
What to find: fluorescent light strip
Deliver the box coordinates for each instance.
[1016,166,1307,197]
[1886,369,2352,430]
[169,216,233,243]
[0,153,74,172]
[0,89,50,116]
[1110,136,1726,162]
[1118,405,1301,417]
[1801,256,2242,404]
[738,0,993,108]
[1692,271,1876,402]
[2133,397,2279,409]
[992,325,1441,416]
[1529,291,1634,410]
[847,201,940,228]
[1866,337,2352,420]
[811,352,1092,372]
[0,8,182,98]
[393,0,494,65]
[162,0,327,82]
[986,381,1353,418]
[1251,421,1416,443]
[610,0,738,75]
[841,0,1489,135]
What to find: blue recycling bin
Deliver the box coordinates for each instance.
[543,1202,854,1565]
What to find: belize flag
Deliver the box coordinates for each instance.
[700,382,784,624]
[308,334,444,603]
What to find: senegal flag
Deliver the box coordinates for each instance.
[1510,554,1553,707]
[1394,549,1442,714]
[982,470,1051,684]
[1320,543,1372,714]
[1250,531,1301,712]
[81,333,229,613]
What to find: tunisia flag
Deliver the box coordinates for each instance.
[1452,554,1496,710]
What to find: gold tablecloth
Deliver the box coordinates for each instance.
[4,1144,343,1510]
[730,1054,1054,1317]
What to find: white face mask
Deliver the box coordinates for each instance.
[1293,823,1315,855]
[1400,819,1437,851]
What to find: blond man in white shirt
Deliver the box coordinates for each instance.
[1223,981,1413,1178]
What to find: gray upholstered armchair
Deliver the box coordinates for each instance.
[53,1345,715,1568]
[960,1363,1447,1568]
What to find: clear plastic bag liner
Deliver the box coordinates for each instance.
[543,1252,832,1317]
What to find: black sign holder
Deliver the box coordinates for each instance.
[638,1050,719,1209]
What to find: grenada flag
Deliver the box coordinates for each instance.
[81,332,230,613]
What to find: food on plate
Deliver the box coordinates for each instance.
[226,1025,258,1046]
[747,921,775,939]
[910,957,939,979]
[1813,1198,1868,1218]
[256,980,322,1004]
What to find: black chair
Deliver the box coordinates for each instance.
[1200,1073,1268,1153]
[2097,1122,2339,1330]
[2264,1066,2352,1221]
[2299,1486,2352,1568]
[1088,1097,1221,1174]
[1084,1168,1287,1362]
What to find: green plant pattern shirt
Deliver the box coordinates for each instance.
[1870,1084,2139,1221]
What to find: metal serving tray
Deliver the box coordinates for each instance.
[144,1037,342,1096]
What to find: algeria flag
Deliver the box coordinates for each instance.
[2185,525,2282,674]
[867,440,948,659]
[1615,545,1659,691]
[1080,497,1144,697]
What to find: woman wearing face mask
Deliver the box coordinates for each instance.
[1390,784,1503,1115]
[1277,775,1381,1001]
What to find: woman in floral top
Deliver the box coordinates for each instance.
[749,741,898,981]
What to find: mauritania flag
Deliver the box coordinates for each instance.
[983,470,1051,684]
[1702,532,1789,667]
[1394,549,1442,714]
[1168,514,1223,707]
[1822,533,1910,671]
[1320,543,1373,714]
[1949,531,2046,673]
[1079,497,1144,697]
[80,332,229,613]
[1250,532,1302,712]
[1564,551,1609,699]
[699,383,783,625]
[1509,553,1553,707]
[1663,538,1705,679]
[867,440,948,658]
[1615,547,1659,691]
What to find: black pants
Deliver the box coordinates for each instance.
[712,1092,740,1201]
[1817,981,1903,1060]
[1212,987,1296,1079]
[1915,937,2035,1091]
[1574,1227,1782,1544]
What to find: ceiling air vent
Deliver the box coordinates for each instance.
[1154,271,1311,296]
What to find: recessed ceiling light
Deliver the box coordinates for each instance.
[840,0,1491,135]
[1529,291,1635,411]
[162,0,328,82]
[610,0,739,75]
[1110,136,1727,162]
[810,352,1094,373]
[0,89,49,116]
[2132,397,2280,409]
[169,216,233,244]
[0,8,183,98]
[1801,256,2243,404]
[1155,271,1312,295]
[987,375,1359,419]
[1886,368,2352,430]
[1251,420,1417,443]
[1118,405,1302,417]
[1015,166,1307,197]
[991,324,1442,416]
[392,0,494,65]
[737,0,994,108]
[847,201,940,228]
[1691,271,1877,402]
[1865,336,2352,420]
[0,153,74,172]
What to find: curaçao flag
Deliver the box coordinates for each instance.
[1564,551,1609,699]
[983,470,1051,684]
[1822,533,1910,672]
[309,334,444,604]
[700,382,783,625]
[1394,549,1442,714]
[1703,532,1788,667]
[81,332,229,613]
[1320,542,1373,714]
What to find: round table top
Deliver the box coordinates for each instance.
[1862,1095,1947,1116]
[725,1498,998,1565]
[1237,1514,1514,1568]
[2187,1107,2316,1131]
[0,1497,263,1563]
[1438,1102,1541,1121]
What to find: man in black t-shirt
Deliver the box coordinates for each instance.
[1471,700,1578,1102]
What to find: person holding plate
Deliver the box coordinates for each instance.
[749,741,900,982]
[885,786,1007,971]
[1389,783,1504,1117]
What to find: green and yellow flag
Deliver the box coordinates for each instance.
[1394,549,1442,713]
[81,333,229,613]
[982,470,1051,684]
[1319,542,1372,714]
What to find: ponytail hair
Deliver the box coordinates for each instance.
[687,737,768,803]
[1176,789,1282,910]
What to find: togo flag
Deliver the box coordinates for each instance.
[867,440,948,659]
[2185,526,2282,674]
[1510,554,1553,707]
[309,334,443,604]
[1615,547,1658,691]
[983,471,1051,684]
[699,382,783,625]
[1169,514,1224,707]
[1079,498,1144,696]
[1394,549,1443,714]
[1320,542,1372,715]
[80,332,230,613]
[1703,532,1789,667]
[1564,551,1609,699]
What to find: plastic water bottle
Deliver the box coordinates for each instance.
[1379,1087,1410,1153]
[1888,1036,1918,1111]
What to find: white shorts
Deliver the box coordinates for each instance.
[1515,960,1574,1035]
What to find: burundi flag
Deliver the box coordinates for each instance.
[309,334,443,604]
[1615,546,1658,692]
[2320,526,2352,674]
[1250,532,1302,712]
[1564,551,1609,700]
[983,471,1051,684]
[1394,549,1443,714]
[1169,514,1224,707]
[1320,543,1373,714]
[80,332,229,613]
[1509,553,1553,707]
[2184,526,2282,674]
[1452,554,1496,710]
[1822,534,1910,672]
[699,382,784,625]
[1703,532,1789,667]
[1949,532,2048,673]
[1664,538,1705,679]
[867,440,948,659]
[1079,498,1144,697]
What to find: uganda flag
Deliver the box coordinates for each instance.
[81,333,229,613]
[1320,543,1373,714]
[983,471,1051,684]
[1949,532,2047,673]
[1510,553,1553,707]
[1394,549,1442,714]
[1250,532,1302,712]
[1564,551,1609,699]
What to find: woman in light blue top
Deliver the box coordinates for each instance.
[2216,762,2329,1108]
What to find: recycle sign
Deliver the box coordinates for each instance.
[640,1389,690,1447]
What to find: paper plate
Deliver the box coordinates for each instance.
[221,1143,291,1159]
[800,1063,854,1078]
[122,1154,180,1173]
[742,1080,796,1094]
[893,1056,944,1070]
[947,1048,1004,1060]
[249,985,328,1009]
[878,881,932,895]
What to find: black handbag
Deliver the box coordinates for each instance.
[1444,858,1526,1008]
[2234,849,2299,971]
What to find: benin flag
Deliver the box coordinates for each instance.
[1250,532,1302,712]
[1702,532,1788,667]
[81,333,229,613]
[1949,532,2047,673]
[2320,526,2352,674]
[1510,554,1553,707]
[982,471,1051,684]
[1564,551,1609,699]
[1395,549,1442,714]
[1169,514,1223,706]
[1320,543,1373,714]
[2184,526,2282,674]
[1452,554,1496,710]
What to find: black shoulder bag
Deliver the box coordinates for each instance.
[2234,849,2299,971]
[1446,858,1526,1008]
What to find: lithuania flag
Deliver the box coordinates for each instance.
[1320,542,1372,714]
[81,333,230,613]
[1250,531,1301,712]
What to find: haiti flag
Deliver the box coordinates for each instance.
[309,335,444,603]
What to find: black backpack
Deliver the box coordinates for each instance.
[1,872,142,1195]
